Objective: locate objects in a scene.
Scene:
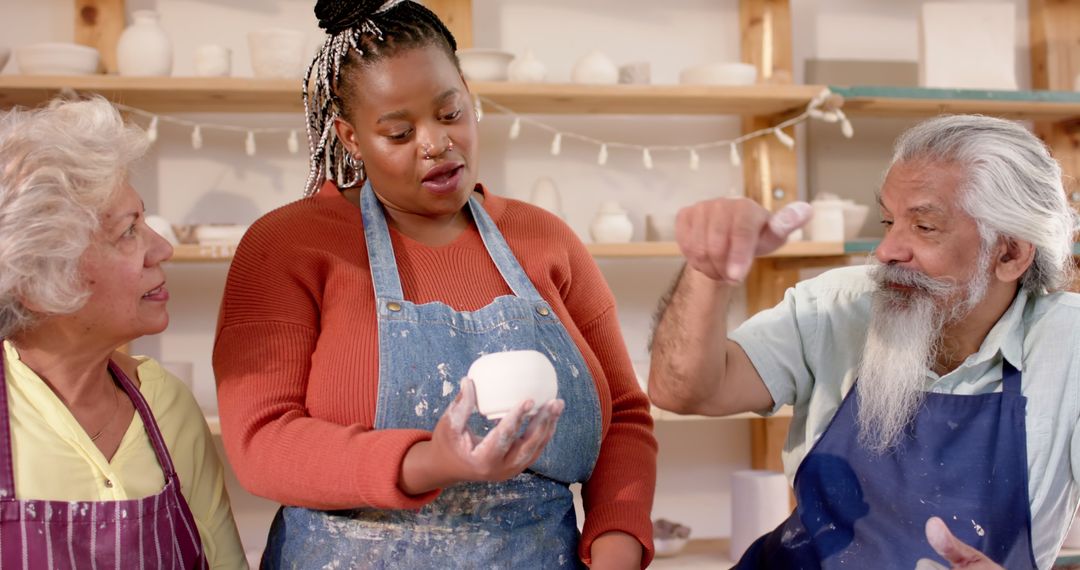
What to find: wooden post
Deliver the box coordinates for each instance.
[1030,0,1080,212]
[740,0,796,485]
[75,0,126,74]
[425,0,474,50]
[740,0,796,212]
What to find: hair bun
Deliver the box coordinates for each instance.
[315,0,400,34]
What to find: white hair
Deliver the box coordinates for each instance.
[0,97,149,337]
[891,114,1080,294]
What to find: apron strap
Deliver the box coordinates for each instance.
[108,360,179,479]
[467,196,544,302]
[359,181,546,303]
[0,341,18,501]
[1001,358,1022,395]
[360,182,406,301]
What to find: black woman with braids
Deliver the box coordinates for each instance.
[212,0,657,567]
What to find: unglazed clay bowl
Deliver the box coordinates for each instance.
[467,350,558,420]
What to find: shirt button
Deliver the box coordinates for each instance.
[387,302,402,312]
[536,306,550,316]
[104,479,113,488]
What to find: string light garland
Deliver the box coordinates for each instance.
[478,88,850,170]
[109,88,850,168]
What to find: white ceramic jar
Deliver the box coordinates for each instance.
[590,201,634,243]
[117,10,173,77]
[528,177,563,218]
[571,50,619,85]
[508,49,547,82]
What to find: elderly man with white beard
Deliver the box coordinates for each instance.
[648,114,1080,570]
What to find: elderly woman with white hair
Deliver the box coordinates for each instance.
[650,113,1080,569]
[0,97,244,568]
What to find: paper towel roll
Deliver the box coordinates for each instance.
[730,470,792,560]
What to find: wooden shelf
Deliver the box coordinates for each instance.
[651,538,735,569]
[832,85,1080,121]
[170,241,845,263]
[651,405,793,422]
[0,75,829,116]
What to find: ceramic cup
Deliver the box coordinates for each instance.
[195,44,231,77]
[467,350,558,420]
[248,29,306,79]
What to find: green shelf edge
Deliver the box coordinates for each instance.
[843,241,1080,255]
[829,85,1080,104]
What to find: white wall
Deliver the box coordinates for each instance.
[0,0,1030,556]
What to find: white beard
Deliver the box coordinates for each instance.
[856,248,991,454]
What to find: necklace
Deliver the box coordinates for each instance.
[87,382,121,443]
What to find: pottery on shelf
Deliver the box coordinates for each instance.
[528,177,563,218]
[457,48,514,81]
[467,350,559,420]
[618,61,651,85]
[145,215,179,246]
[590,201,634,243]
[194,44,231,77]
[248,28,307,79]
[117,10,173,77]
[508,49,547,83]
[806,193,870,242]
[571,50,619,85]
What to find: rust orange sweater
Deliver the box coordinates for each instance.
[213,183,657,565]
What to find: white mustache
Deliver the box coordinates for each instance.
[869,262,958,298]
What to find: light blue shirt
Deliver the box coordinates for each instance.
[730,265,1080,568]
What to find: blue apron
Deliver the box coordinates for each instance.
[736,359,1037,569]
[262,182,602,569]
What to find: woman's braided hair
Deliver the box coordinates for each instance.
[303,0,459,196]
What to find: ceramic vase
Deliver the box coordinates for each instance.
[590,201,633,243]
[572,50,619,85]
[508,49,547,82]
[528,177,563,218]
[117,10,173,77]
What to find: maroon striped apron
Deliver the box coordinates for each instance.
[0,352,207,569]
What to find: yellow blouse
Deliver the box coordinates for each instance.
[2,341,246,569]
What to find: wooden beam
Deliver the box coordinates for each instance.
[425,0,474,50]
[740,0,796,212]
[1030,0,1080,212]
[75,0,126,74]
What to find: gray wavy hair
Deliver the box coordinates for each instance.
[891,114,1080,293]
[0,97,149,338]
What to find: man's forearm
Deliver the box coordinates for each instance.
[648,264,733,414]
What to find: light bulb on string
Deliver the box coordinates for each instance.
[689,148,700,171]
[729,142,741,167]
[288,130,300,154]
[147,116,159,143]
[836,110,854,139]
[773,128,795,149]
[642,148,653,170]
[245,131,256,156]
[550,133,562,156]
[597,144,608,166]
[191,126,203,150]
[509,117,521,140]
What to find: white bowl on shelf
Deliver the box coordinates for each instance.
[679,62,757,86]
[654,536,689,558]
[842,203,870,241]
[457,48,514,82]
[194,224,249,246]
[15,43,99,75]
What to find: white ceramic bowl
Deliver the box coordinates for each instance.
[457,49,514,82]
[248,29,306,79]
[0,47,10,73]
[679,62,757,86]
[842,203,870,241]
[654,537,689,558]
[467,350,558,419]
[194,224,249,246]
[15,43,99,75]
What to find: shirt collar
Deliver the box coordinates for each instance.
[964,288,1028,371]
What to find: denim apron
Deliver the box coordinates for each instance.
[262,182,603,569]
[0,350,207,569]
[735,359,1037,569]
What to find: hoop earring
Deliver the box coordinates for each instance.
[342,153,365,188]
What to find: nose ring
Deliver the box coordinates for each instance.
[422,139,454,160]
